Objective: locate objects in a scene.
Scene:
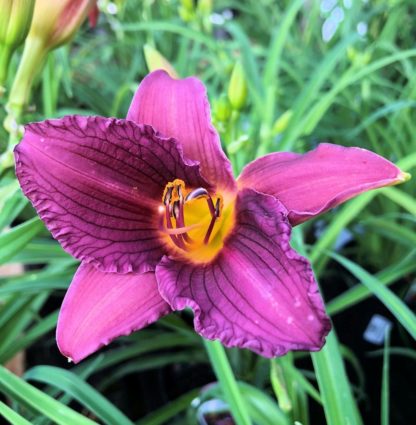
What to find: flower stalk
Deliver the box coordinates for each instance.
[5,0,95,117]
[0,45,12,90]
[203,339,252,425]
[5,37,47,125]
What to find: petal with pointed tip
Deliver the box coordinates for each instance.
[156,189,331,358]
[57,263,171,363]
[238,143,407,225]
[15,115,208,274]
[127,70,236,191]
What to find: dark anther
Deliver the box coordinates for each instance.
[172,201,180,219]
[177,184,184,202]
[163,186,173,206]
[185,187,209,201]
[215,198,221,218]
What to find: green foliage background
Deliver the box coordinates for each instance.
[0,0,415,424]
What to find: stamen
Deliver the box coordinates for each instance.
[177,184,184,202]
[185,187,209,201]
[171,184,194,244]
[163,186,173,206]
[167,230,187,250]
[164,223,203,235]
[162,181,225,250]
[172,201,180,219]
[204,216,216,244]
[176,200,194,244]
[162,188,187,249]
[215,198,221,218]
[204,198,222,244]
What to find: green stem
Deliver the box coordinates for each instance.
[7,36,48,119]
[203,339,252,425]
[42,54,55,117]
[0,44,13,88]
[270,358,292,414]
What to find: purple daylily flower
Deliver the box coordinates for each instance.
[14,70,407,363]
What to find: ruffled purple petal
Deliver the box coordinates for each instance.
[127,70,236,192]
[156,188,331,358]
[238,143,407,225]
[15,115,209,273]
[57,263,171,363]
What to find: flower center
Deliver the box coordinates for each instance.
[159,179,235,263]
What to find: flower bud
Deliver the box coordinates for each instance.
[197,0,212,16]
[181,0,195,11]
[0,0,35,48]
[227,61,248,111]
[347,46,371,66]
[6,0,96,120]
[143,44,179,79]
[179,0,195,22]
[28,0,96,50]
[197,0,212,33]
[88,3,100,28]
[213,94,231,122]
[272,110,293,135]
[0,0,35,86]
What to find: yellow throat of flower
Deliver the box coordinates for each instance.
[159,179,235,263]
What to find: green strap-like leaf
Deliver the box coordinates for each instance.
[381,329,391,425]
[204,339,252,425]
[331,252,416,340]
[0,400,32,425]
[0,218,44,265]
[0,366,97,425]
[136,388,200,425]
[311,331,363,425]
[24,366,134,425]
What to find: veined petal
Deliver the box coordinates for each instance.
[238,143,407,225]
[156,189,331,358]
[57,263,171,363]
[127,70,236,192]
[15,115,208,273]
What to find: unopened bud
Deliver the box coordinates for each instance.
[213,94,231,122]
[347,46,356,62]
[181,0,195,11]
[227,61,248,111]
[0,0,35,48]
[272,110,293,135]
[179,0,195,22]
[88,3,100,28]
[0,0,35,86]
[178,6,195,23]
[197,0,212,16]
[6,0,96,118]
[197,0,212,32]
[347,46,371,66]
[28,0,96,50]
[143,44,179,79]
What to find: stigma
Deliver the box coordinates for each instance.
[160,179,224,252]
